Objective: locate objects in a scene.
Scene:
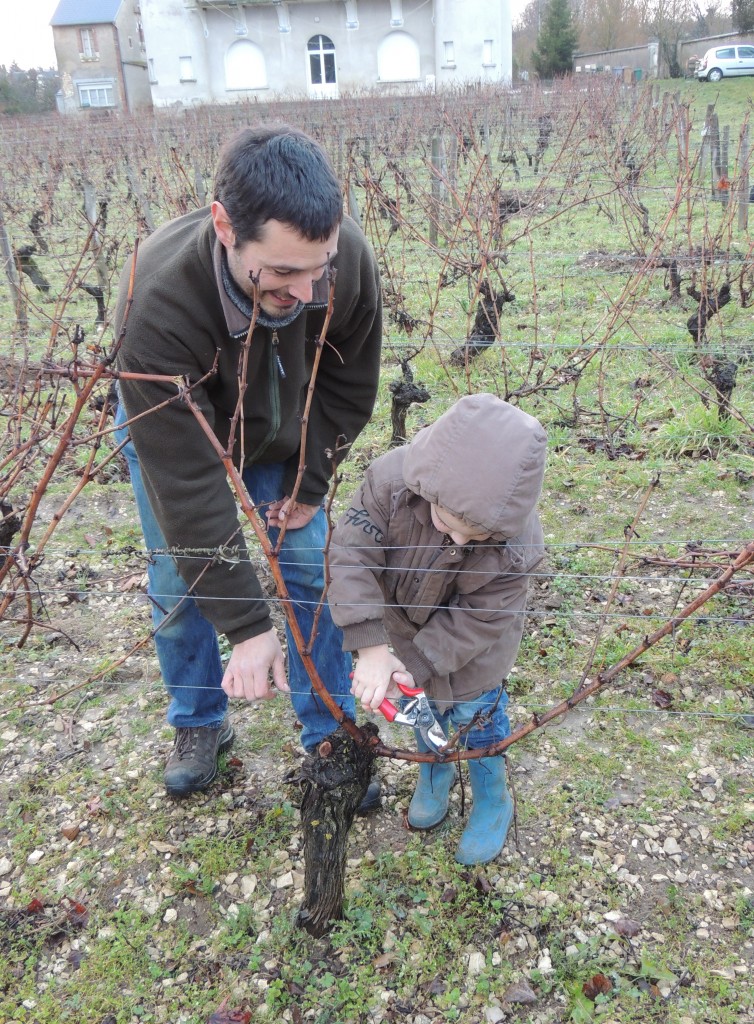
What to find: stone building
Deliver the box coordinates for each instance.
[139,0,511,107]
[50,0,152,113]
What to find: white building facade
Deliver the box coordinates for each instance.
[140,0,511,106]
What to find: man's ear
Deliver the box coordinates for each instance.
[211,201,235,248]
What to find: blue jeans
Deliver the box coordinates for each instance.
[115,405,355,750]
[431,687,510,750]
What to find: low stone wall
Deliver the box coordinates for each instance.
[574,32,754,80]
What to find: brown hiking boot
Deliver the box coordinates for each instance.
[356,778,382,814]
[164,719,234,797]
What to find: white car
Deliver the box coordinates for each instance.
[696,44,754,82]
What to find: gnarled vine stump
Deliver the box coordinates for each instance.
[295,723,378,937]
[388,361,430,447]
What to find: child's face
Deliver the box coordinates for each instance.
[430,504,492,546]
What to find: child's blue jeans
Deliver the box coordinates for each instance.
[114,404,355,750]
[429,686,510,750]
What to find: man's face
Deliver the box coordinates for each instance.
[212,204,339,321]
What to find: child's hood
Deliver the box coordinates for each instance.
[402,394,547,539]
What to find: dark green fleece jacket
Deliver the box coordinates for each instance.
[114,208,382,644]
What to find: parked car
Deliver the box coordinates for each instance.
[696,44,754,81]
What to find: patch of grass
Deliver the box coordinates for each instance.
[654,404,746,459]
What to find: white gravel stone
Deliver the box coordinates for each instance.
[163,908,178,923]
[27,850,45,865]
[0,857,13,876]
[467,951,485,976]
[537,952,554,975]
[663,837,682,856]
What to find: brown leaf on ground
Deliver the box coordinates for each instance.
[474,874,493,895]
[86,795,103,815]
[582,973,612,1000]
[207,998,252,1023]
[635,978,663,999]
[502,979,537,1005]
[652,688,673,709]
[614,917,641,938]
[373,952,395,969]
[65,898,89,927]
[61,824,80,841]
[117,571,147,592]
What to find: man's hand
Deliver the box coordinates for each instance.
[266,497,320,530]
[351,644,412,712]
[221,629,290,702]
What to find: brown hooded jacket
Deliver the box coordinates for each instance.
[328,394,547,707]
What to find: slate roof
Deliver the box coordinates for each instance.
[50,0,123,27]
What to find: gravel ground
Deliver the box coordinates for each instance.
[1,488,753,1023]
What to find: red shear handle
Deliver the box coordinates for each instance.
[395,681,423,697]
[378,698,399,721]
[378,681,423,721]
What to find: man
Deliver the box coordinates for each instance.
[114,126,383,801]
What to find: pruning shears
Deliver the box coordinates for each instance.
[378,681,447,753]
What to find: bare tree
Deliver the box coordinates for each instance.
[576,0,643,53]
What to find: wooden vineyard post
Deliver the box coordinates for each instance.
[739,123,749,231]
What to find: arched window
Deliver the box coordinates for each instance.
[377,32,420,82]
[225,39,267,90]
[307,34,337,89]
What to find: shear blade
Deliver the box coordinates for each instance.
[421,719,447,753]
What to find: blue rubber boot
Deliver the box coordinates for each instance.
[455,756,513,865]
[407,729,454,830]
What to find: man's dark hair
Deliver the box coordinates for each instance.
[214,125,343,244]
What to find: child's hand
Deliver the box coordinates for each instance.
[351,644,408,712]
[389,670,416,695]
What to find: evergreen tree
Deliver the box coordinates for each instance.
[0,65,58,116]
[732,0,754,32]
[532,0,580,79]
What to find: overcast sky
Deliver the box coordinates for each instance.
[0,0,530,72]
[0,0,59,69]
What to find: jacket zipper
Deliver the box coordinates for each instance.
[244,330,281,464]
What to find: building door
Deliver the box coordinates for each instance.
[307,35,338,98]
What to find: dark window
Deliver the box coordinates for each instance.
[79,27,98,58]
[716,48,735,59]
[738,47,754,58]
[307,35,336,87]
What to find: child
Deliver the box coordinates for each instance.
[327,393,547,865]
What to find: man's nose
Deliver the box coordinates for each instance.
[288,274,314,303]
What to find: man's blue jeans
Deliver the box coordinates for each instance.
[115,405,355,750]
